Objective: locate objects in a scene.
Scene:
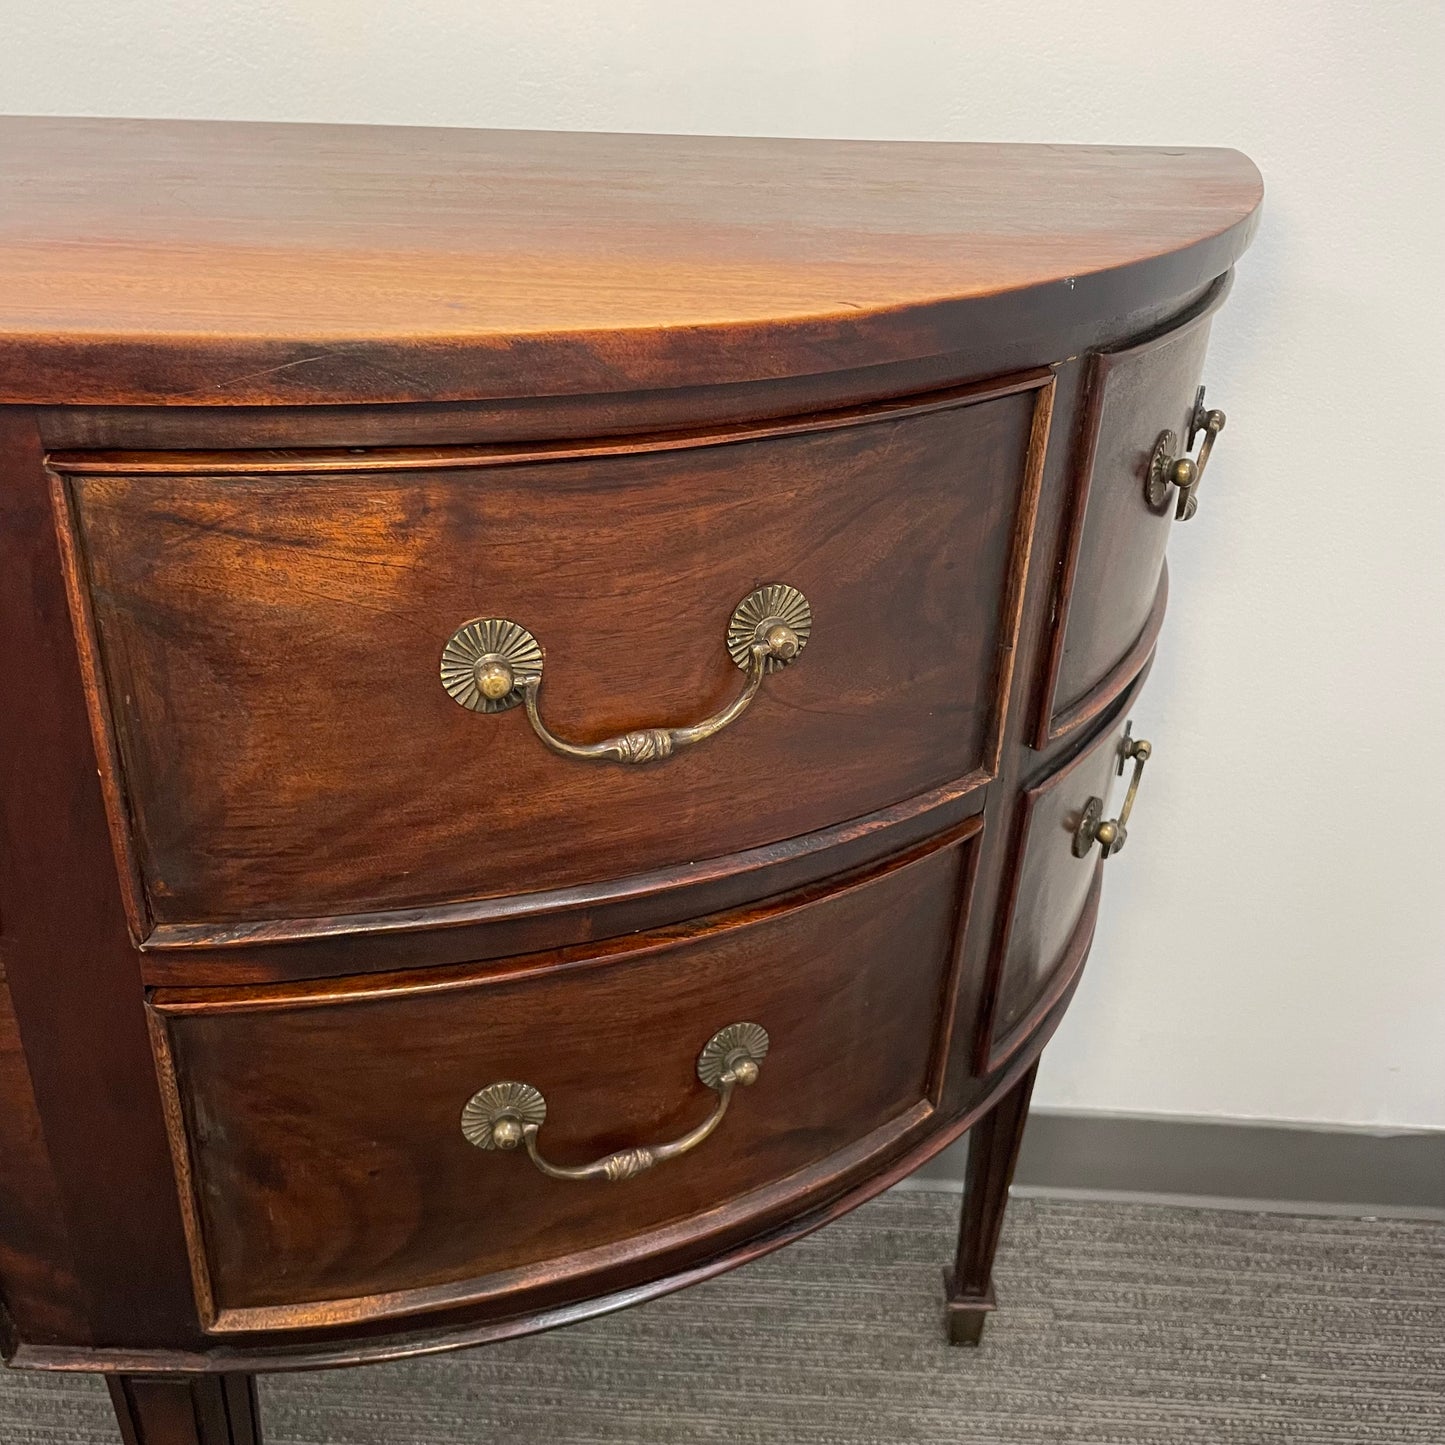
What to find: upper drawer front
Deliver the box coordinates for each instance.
[1038,289,1223,744]
[59,383,1044,930]
[150,829,976,1328]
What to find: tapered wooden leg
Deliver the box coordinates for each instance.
[943,1061,1038,1346]
[107,1373,262,1445]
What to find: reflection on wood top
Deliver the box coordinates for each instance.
[0,116,1262,403]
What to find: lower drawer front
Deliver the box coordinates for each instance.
[151,829,976,1327]
[988,705,1140,1060]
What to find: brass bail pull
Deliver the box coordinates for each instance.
[440,584,811,765]
[1073,722,1153,859]
[460,1023,770,1183]
[1146,385,1226,521]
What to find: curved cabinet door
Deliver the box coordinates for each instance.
[1035,282,1228,747]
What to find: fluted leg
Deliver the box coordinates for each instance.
[943,1062,1038,1345]
[107,1373,262,1445]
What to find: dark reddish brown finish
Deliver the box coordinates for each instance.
[108,1373,261,1445]
[0,119,1259,1441]
[943,1061,1039,1346]
[1034,280,1227,747]
[0,980,90,1347]
[9,943,1089,1379]
[0,409,203,1351]
[136,774,987,987]
[151,828,976,1329]
[983,689,1146,1070]
[59,383,1041,932]
[0,119,1260,406]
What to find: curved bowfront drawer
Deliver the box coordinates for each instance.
[984,686,1151,1068]
[1035,280,1230,746]
[56,379,1047,935]
[147,827,978,1330]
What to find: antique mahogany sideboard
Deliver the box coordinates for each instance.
[0,117,1261,1443]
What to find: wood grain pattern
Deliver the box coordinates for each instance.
[135,774,986,986]
[61,382,1041,931]
[943,1061,1039,1346]
[0,409,200,1350]
[1033,278,1226,746]
[0,118,1261,405]
[151,827,978,1328]
[0,982,91,1347]
[0,124,1260,1393]
[981,688,1145,1072]
[107,1373,261,1445]
[11,933,1087,1376]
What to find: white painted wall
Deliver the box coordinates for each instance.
[4,2,1442,1131]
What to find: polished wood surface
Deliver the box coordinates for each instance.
[943,1061,1038,1346]
[984,697,1143,1070]
[0,121,1259,1444]
[108,1374,260,1445]
[1036,282,1223,744]
[59,381,1042,930]
[0,118,1260,405]
[152,830,975,1328]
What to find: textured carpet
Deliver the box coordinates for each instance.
[2,1193,1442,1444]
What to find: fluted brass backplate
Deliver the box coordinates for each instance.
[461,1081,547,1150]
[726,584,812,673]
[1145,429,1181,512]
[440,617,543,713]
[696,1021,770,1089]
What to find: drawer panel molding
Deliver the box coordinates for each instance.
[980,671,1149,1071]
[1032,274,1230,749]
[54,375,1051,941]
[148,821,982,1331]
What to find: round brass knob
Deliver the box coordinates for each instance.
[1168,457,1198,490]
[475,658,515,701]
[729,1057,760,1087]
[1094,820,1120,850]
[763,623,800,660]
[491,1116,524,1151]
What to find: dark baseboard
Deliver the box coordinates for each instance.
[907,1111,1445,1220]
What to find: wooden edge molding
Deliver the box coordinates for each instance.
[925,817,987,1110]
[50,368,1047,982]
[150,818,983,1017]
[977,666,1150,1073]
[23,943,1091,1375]
[142,1005,218,1330]
[144,822,985,1334]
[984,376,1054,779]
[202,1105,940,1337]
[45,470,152,944]
[984,870,1101,1076]
[139,773,991,985]
[1030,272,1231,750]
[1043,564,1168,750]
[47,369,1052,475]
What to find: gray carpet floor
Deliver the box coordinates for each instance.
[2,1192,1442,1444]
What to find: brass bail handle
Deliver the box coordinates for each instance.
[460,1023,770,1183]
[439,584,811,765]
[1073,722,1153,860]
[1146,386,1226,521]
